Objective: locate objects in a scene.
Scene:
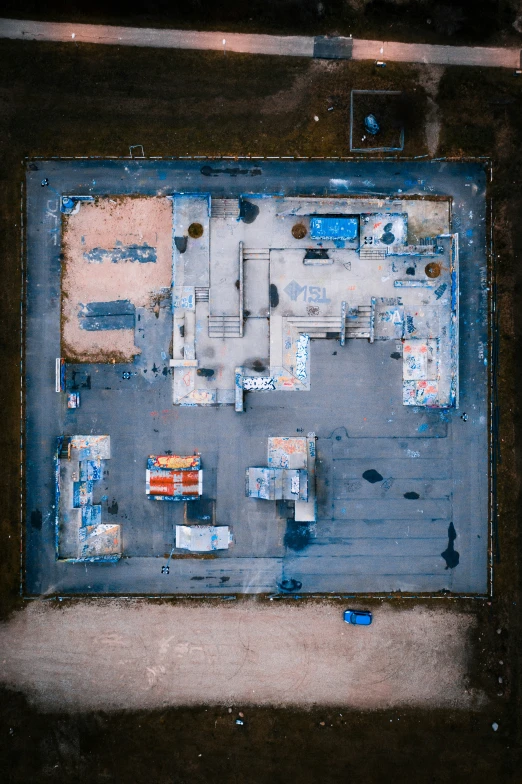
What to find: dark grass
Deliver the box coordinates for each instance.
[351,91,406,151]
[0,689,519,784]
[0,39,520,781]
[1,0,520,46]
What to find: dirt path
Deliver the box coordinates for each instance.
[0,17,519,68]
[0,602,484,712]
[418,65,445,156]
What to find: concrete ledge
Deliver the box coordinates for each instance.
[170,359,198,367]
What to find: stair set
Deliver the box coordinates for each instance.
[359,246,387,261]
[208,315,243,338]
[211,199,240,220]
[242,248,270,263]
[286,298,376,343]
[195,287,209,302]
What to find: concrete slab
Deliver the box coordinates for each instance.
[172,193,210,288]
[24,159,489,596]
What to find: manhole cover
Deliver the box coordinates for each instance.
[188,222,204,239]
[292,223,307,239]
[425,261,441,278]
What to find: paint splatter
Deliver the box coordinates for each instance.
[404,491,420,500]
[284,521,311,551]
[174,236,188,253]
[441,522,460,569]
[362,469,383,484]
[239,200,259,224]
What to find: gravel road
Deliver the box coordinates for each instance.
[0,601,484,712]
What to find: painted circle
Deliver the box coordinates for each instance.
[188,222,204,239]
[292,223,307,239]
[425,262,441,278]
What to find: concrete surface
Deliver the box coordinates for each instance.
[0,601,484,712]
[24,159,489,596]
[0,17,519,68]
[0,18,314,57]
[172,193,457,405]
[352,38,519,68]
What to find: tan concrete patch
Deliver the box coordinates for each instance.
[0,602,484,713]
[61,197,172,362]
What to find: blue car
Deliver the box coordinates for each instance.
[343,609,372,626]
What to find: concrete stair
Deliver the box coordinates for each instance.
[243,248,270,262]
[346,302,375,342]
[208,315,243,338]
[195,287,209,302]
[360,246,387,261]
[287,299,376,342]
[286,316,341,338]
[211,199,240,219]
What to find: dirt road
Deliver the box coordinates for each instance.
[0,601,483,712]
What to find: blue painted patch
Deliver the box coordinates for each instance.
[81,504,102,526]
[434,283,448,299]
[73,480,93,508]
[310,216,358,241]
[80,314,135,330]
[80,460,102,481]
[417,423,429,432]
[451,270,457,311]
[84,242,156,263]
[79,300,136,331]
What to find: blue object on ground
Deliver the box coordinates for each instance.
[343,609,373,626]
[364,114,380,135]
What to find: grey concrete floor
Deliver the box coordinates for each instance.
[24,159,489,595]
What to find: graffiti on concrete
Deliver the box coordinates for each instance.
[242,376,276,391]
[295,333,310,382]
[284,280,331,304]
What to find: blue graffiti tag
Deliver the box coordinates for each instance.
[434,283,448,300]
[284,280,331,304]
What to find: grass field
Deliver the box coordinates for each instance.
[0,38,521,782]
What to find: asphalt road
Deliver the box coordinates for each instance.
[0,17,519,68]
[0,601,482,712]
